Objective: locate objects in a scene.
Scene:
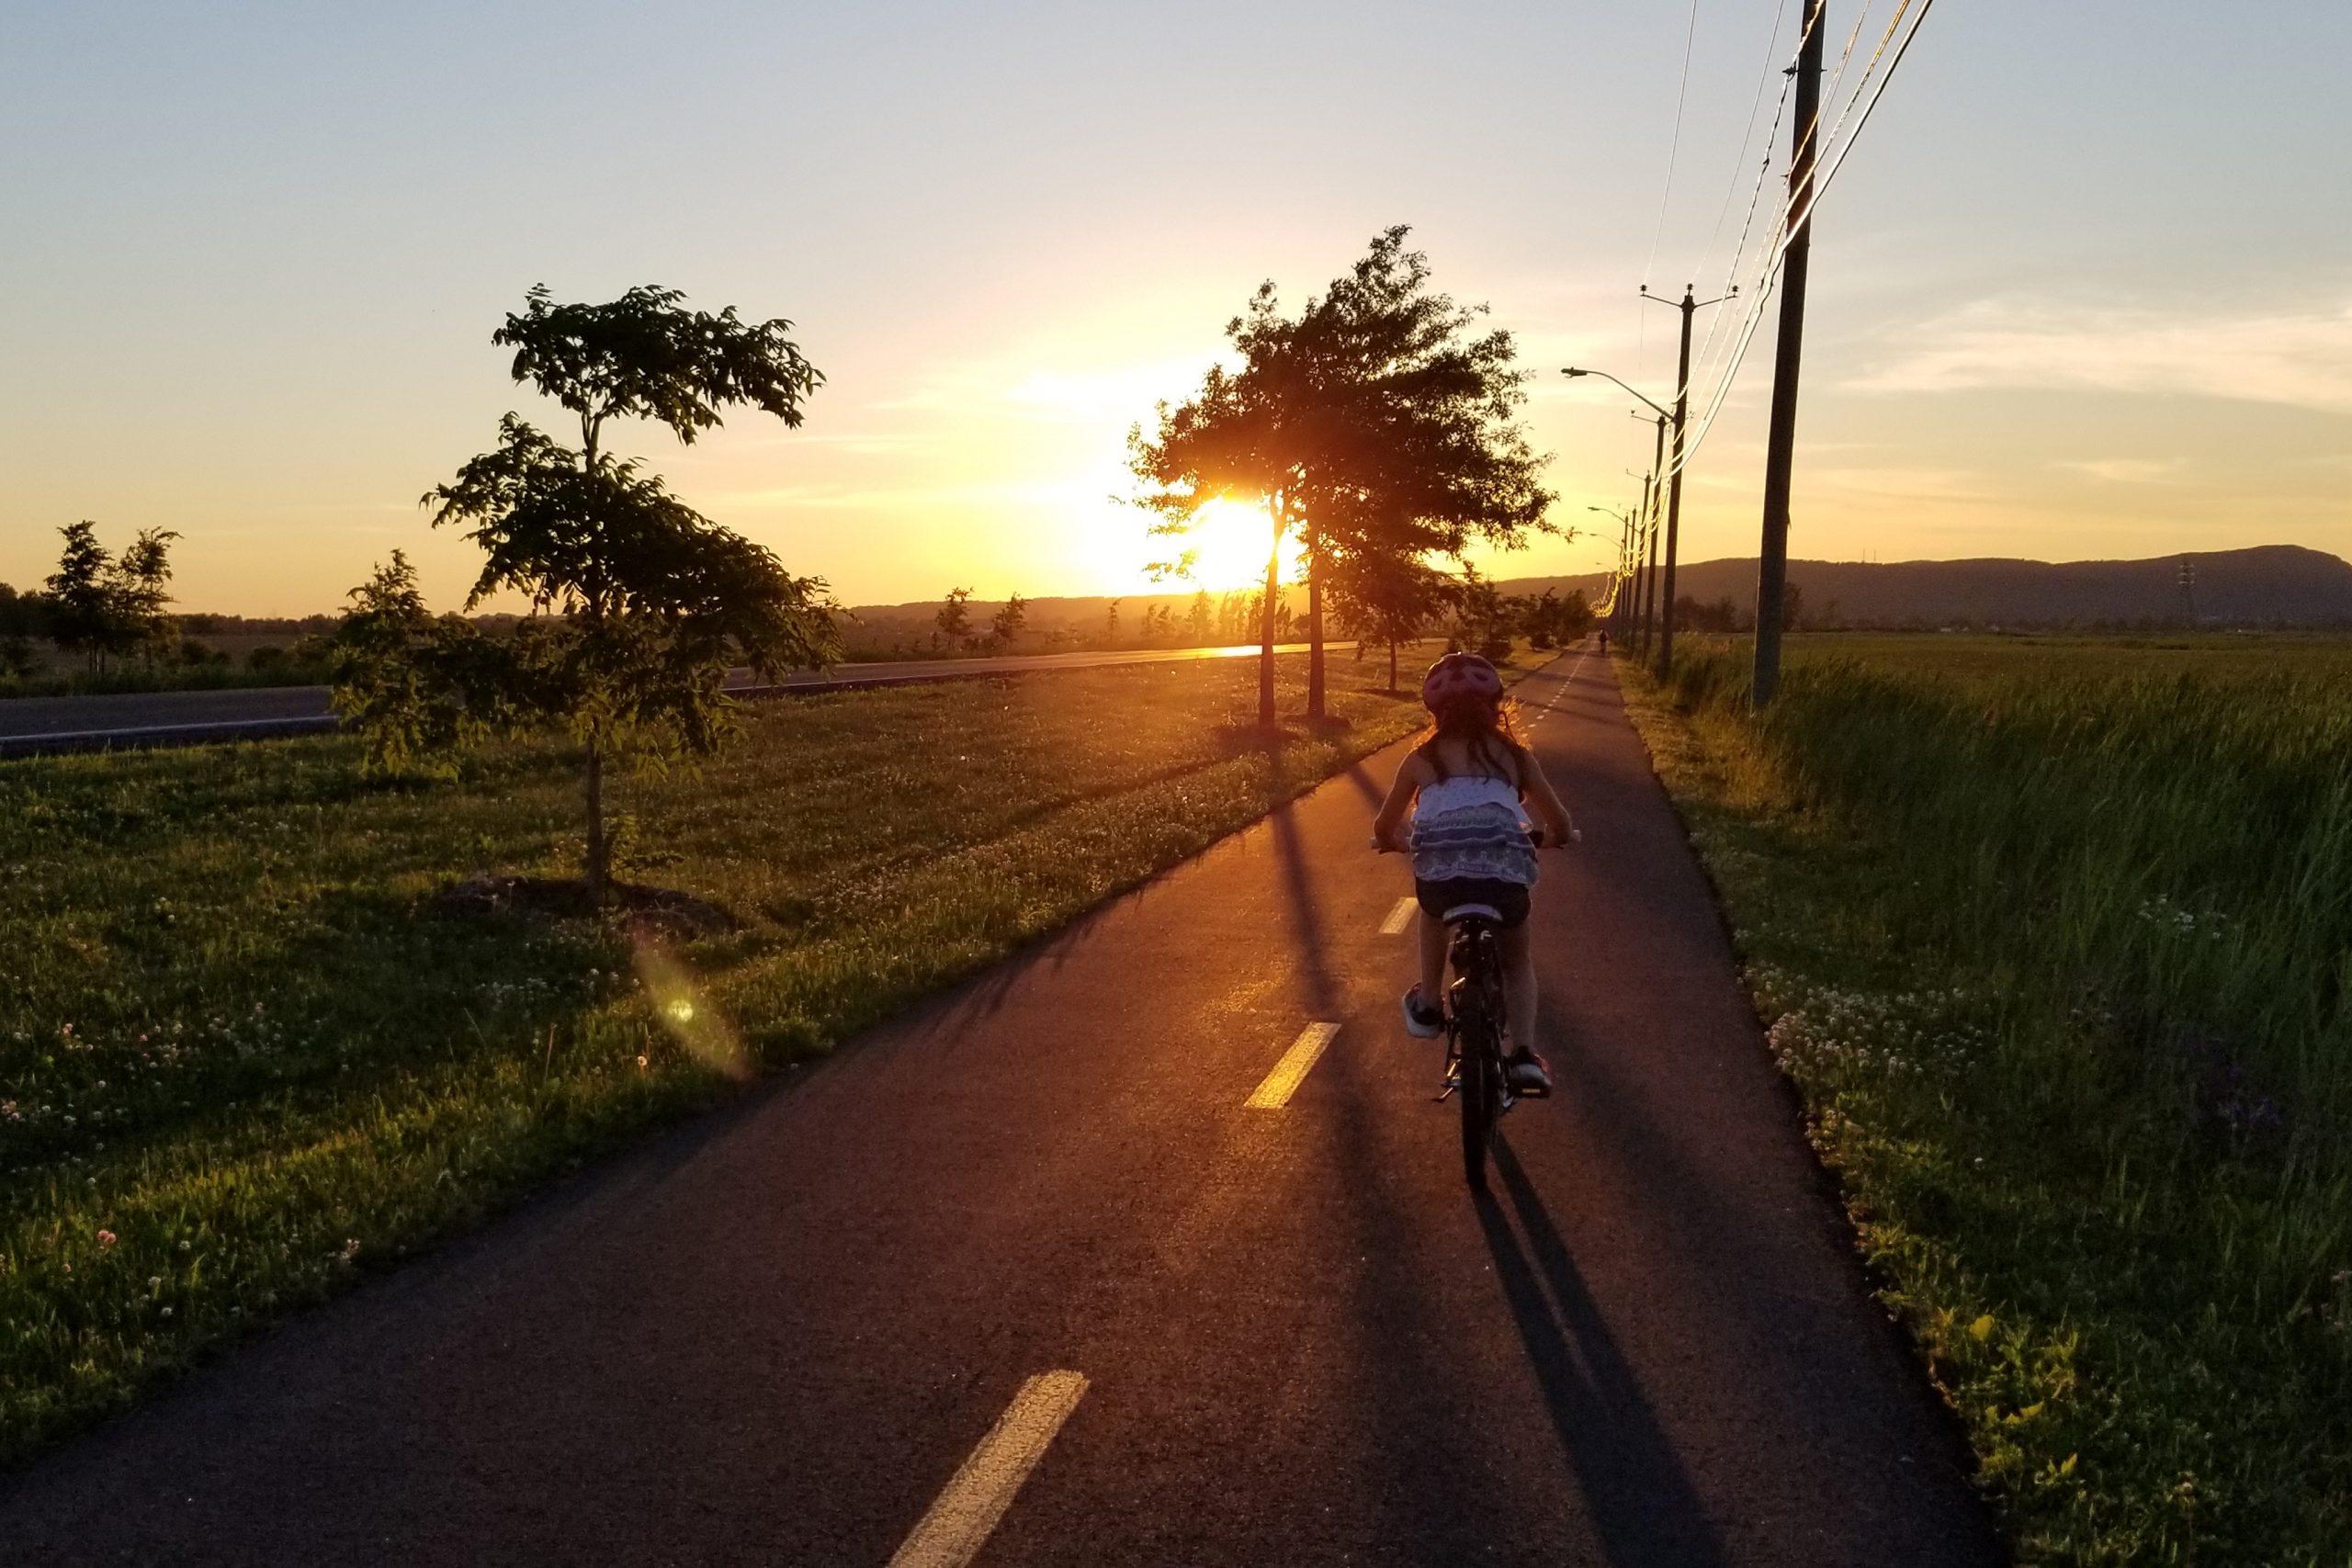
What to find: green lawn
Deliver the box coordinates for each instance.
[0,646,1523,1465]
[1621,633,2352,1565]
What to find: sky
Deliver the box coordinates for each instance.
[2,0,2346,616]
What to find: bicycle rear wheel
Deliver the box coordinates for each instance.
[1457,1010,1498,1190]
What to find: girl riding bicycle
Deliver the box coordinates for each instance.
[1371,651,1574,1092]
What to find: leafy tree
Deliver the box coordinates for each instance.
[1519,586,1592,649]
[46,522,115,671]
[328,551,491,778]
[1103,598,1121,647]
[1450,563,1514,660]
[1184,590,1213,646]
[113,527,181,666]
[1132,228,1552,725]
[1523,587,1563,649]
[988,592,1027,651]
[345,285,840,902]
[936,587,974,651]
[0,582,52,640]
[45,521,179,671]
[1329,547,1455,692]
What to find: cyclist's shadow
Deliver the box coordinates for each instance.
[1475,1139,1730,1568]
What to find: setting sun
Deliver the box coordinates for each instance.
[1172,498,1307,594]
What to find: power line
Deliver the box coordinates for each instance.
[1693,0,1791,276]
[1638,0,1702,393]
[1643,0,1704,291]
[1686,74,1786,396]
[1663,0,1940,482]
[1683,1,1822,400]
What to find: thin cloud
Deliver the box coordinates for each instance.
[1813,466,1996,503]
[1849,297,2352,414]
[876,353,1216,423]
[2052,457,2188,484]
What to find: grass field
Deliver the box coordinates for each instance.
[0,646,1502,1466]
[1623,633,2352,1565]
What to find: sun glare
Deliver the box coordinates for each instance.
[1180,499,1304,593]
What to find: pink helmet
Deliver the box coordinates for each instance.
[1421,651,1503,711]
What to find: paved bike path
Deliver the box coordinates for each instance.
[0,644,1997,1566]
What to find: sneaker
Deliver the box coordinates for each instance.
[1400,987,1444,1038]
[1506,1047,1554,1093]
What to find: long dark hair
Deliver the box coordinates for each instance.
[1417,693,1528,787]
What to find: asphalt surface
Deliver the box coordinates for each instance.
[0,643,1317,757]
[0,643,2000,1566]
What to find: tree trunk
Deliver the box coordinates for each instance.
[1258,511,1279,728]
[584,733,606,907]
[1306,543,1326,719]
[1388,637,1398,694]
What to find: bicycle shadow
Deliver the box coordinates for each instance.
[1475,1139,1730,1568]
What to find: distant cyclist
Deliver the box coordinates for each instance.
[1371,652,1575,1092]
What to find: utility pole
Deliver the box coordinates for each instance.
[1646,283,1732,675]
[1640,413,1667,657]
[1618,511,1635,640]
[1751,0,1826,708]
[1633,473,1654,656]
[2178,556,2198,623]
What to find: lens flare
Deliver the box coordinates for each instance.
[634,942,748,1081]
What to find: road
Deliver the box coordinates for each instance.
[0,643,1317,757]
[0,645,1997,1566]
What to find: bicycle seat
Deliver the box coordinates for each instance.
[1442,903,1506,925]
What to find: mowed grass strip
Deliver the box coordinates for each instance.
[0,649,1487,1466]
[1621,635,2352,1567]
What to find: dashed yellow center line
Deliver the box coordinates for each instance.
[1380,896,1418,935]
[887,1371,1090,1568]
[1244,1022,1342,1109]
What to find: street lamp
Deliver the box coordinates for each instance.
[1563,342,1718,674]
[1560,367,1670,423]
[1587,505,1634,636]
[1566,369,1670,660]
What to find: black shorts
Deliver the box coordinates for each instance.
[1414,876,1531,928]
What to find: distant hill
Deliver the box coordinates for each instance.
[1495,545,2352,629]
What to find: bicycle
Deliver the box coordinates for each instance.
[1375,827,1572,1190]
[1432,886,1550,1190]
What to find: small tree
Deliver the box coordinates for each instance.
[937,587,975,652]
[351,285,840,902]
[113,528,181,667]
[988,592,1027,651]
[1103,598,1121,647]
[1184,591,1213,645]
[1330,548,1454,691]
[46,522,114,671]
[329,551,489,778]
[45,521,179,672]
[1450,564,1513,659]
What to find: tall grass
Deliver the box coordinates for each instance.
[1634,637,2352,1564]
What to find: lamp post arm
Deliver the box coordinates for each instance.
[1560,367,1669,422]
